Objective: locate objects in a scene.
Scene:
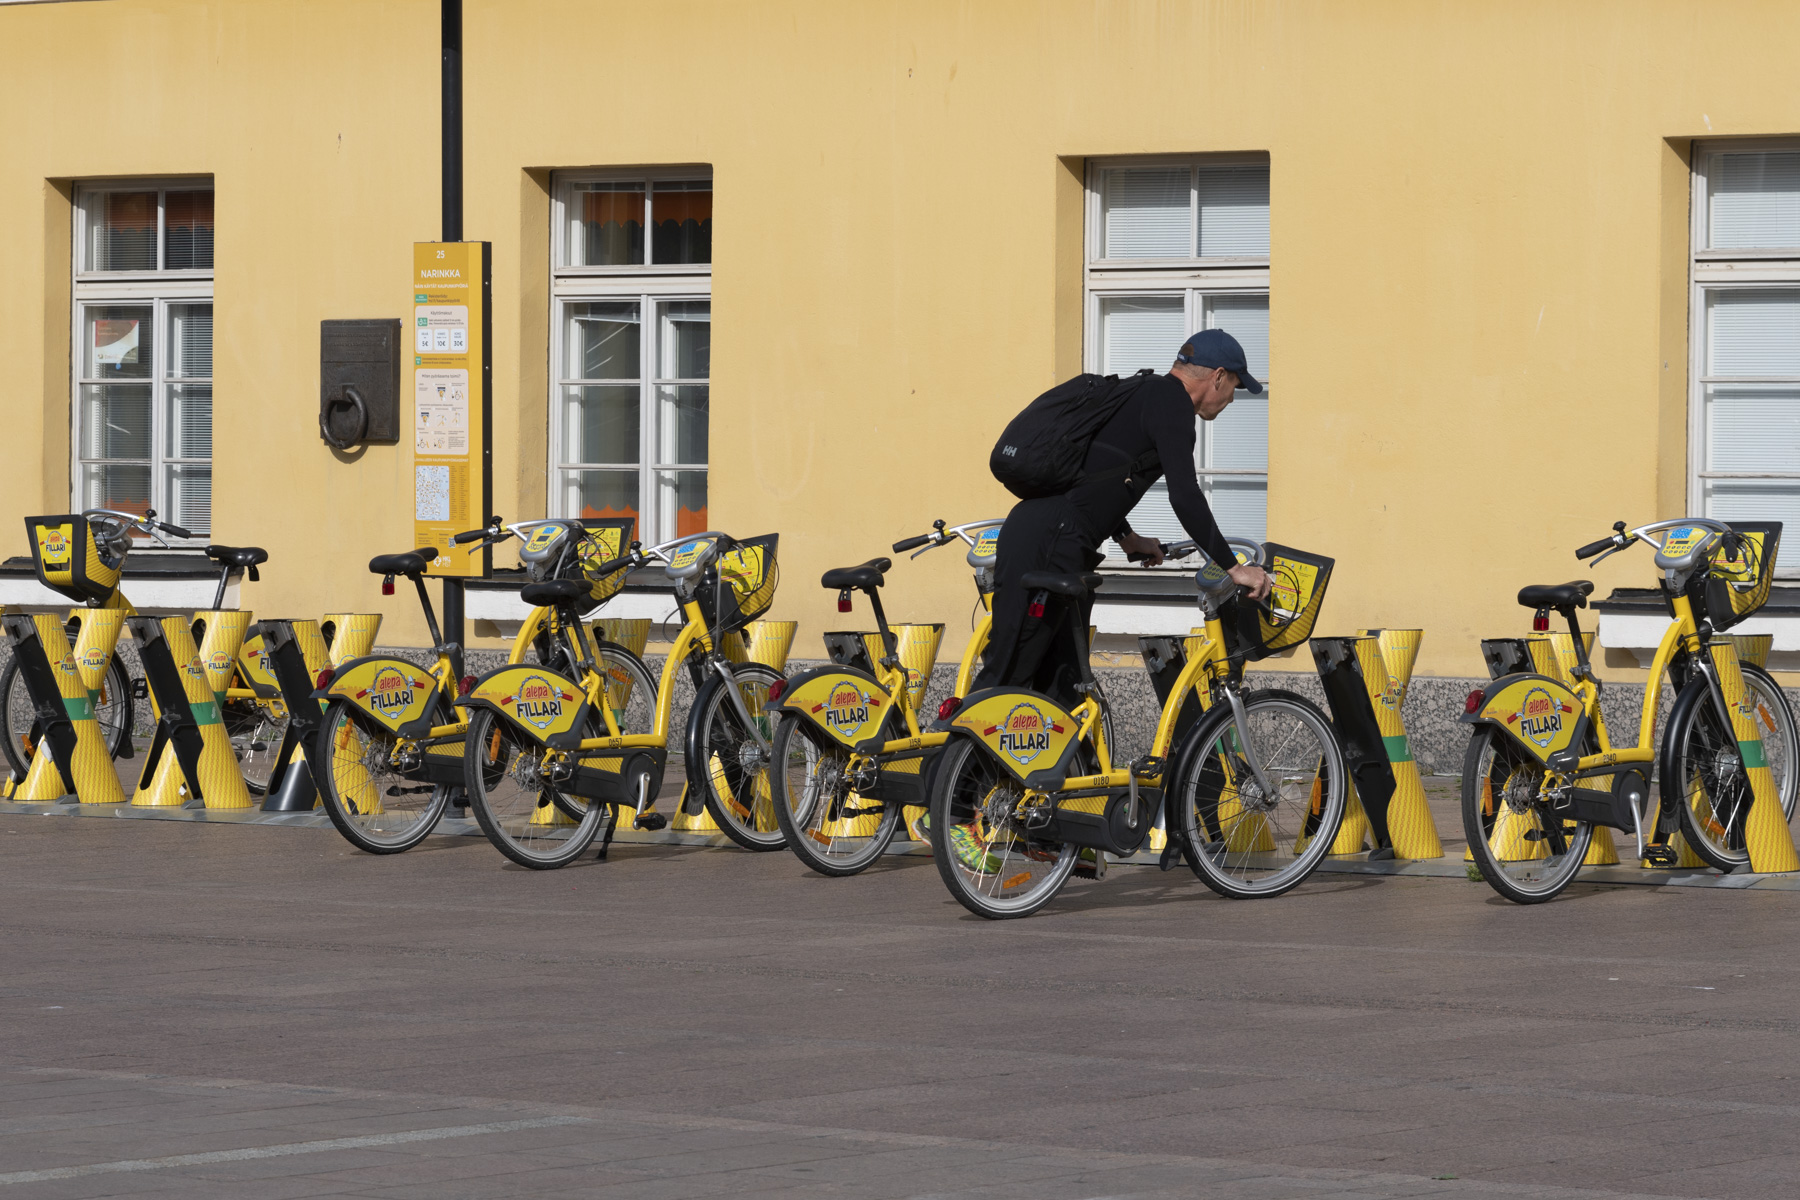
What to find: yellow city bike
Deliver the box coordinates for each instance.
[767,517,1001,876]
[456,530,785,869]
[922,539,1347,918]
[312,516,635,855]
[1461,517,1798,904]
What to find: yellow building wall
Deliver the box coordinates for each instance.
[2,0,1798,679]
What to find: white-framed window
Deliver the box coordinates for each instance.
[549,168,711,542]
[72,180,214,535]
[1691,141,1800,574]
[1084,155,1269,562]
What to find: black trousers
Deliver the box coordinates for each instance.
[970,496,1103,707]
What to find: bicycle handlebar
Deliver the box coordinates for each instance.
[451,526,490,545]
[892,534,932,553]
[1574,537,1614,560]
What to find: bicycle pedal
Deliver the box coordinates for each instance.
[1643,842,1681,867]
[1131,755,1164,778]
[633,812,668,831]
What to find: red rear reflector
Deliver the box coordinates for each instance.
[1465,689,1485,714]
[381,575,395,596]
[766,679,788,703]
[1532,609,1549,632]
[938,696,962,721]
[1028,602,1045,618]
[315,669,336,690]
[836,588,852,613]
[459,675,476,695]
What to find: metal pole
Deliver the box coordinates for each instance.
[439,0,465,657]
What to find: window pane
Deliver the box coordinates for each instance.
[560,468,639,523]
[164,190,215,270]
[168,303,212,378]
[1100,295,1185,373]
[1706,383,1800,474]
[565,183,645,266]
[1709,151,1800,251]
[1705,478,1800,571]
[1708,289,1800,376]
[79,384,151,460]
[83,305,152,379]
[88,191,157,271]
[163,463,211,534]
[658,300,710,378]
[1101,168,1191,259]
[167,383,212,460]
[651,182,712,265]
[1207,294,1270,381]
[656,470,708,539]
[656,385,708,465]
[561,384,639,465]
[1206,477,1268,544]
[1196,163,1270,257]
[565,302,640,380]
[80,463,151,516]
[1208,391,1269,472]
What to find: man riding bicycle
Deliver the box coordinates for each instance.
[972,328,1272,705]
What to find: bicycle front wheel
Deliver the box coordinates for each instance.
[1170,689,1348,899]
[223,697,287,796]
[1662,667,1798,871]
[689,661,787,851]
[465,706,606,869]
[927,737,1076,919]
[770,713,902,876]
[1,653,134,778]
[1461,725,1593,903]
[316,699,452,854]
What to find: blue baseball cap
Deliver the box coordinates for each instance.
[1175,329,1262,394]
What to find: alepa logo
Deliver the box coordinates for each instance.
[79,647,110,674]
[38,529,70,565]
[815,681,872,738]
[985,702,1064,766]
[1510,686,1570,749]
[368,668,416,722]
[206,650,234,674]
[509,674,568,730]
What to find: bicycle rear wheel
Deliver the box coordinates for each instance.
[689,661,786,851]
[770,713,903,876]
[1169,689,1348,899]
[316,699,452,854]
[1461,725,1593,903]
[465,706,606,869]
[928,737,1076,919]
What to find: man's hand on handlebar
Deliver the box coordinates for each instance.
[1229,563,1272,602]
[1117,532,1165,567]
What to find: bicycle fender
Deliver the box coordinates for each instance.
[1460,672,1587,765]
[235,631,282,700]
[323,656,438,735]
[771,665,891,748]
[457,665,588,747]
[946,687,1084,788]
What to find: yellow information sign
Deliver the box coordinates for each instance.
[411,242,491,576]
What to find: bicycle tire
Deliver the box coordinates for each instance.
[315,698,452,854]
[222,695,286,796]
[927,737,1076,919]
[688,661,787,851]
[1461,724,1593,903]
[770,713,903,876]
[1169,689,1347,899]
[464,705,606,869]
[1661,667,1798,871]
[1,653,134,779]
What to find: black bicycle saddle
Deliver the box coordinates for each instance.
[521,579,589,606]
[1517,581,1594,611]
[821,558,892,591]
[206,544,268,568]
[369,548,436,577]
[1020,571,1104,598]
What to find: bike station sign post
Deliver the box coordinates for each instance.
[411,241,492,578]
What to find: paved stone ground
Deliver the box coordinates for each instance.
[4,781,1800,1199]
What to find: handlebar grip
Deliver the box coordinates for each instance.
[1722,532,1744,559]
[1125,545,1165,563]
[1574,537,1614,560]
[892,534,932,552]
[451,527,488,545]
[593,553,635,576]
[158,522,192,539]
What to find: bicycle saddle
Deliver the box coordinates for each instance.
[1020,571,1104,598]
[369,549,437,577]
[521,579,590,606]
[205,544,267,568]
[1517,581,1594,610]
[821,558,891,591]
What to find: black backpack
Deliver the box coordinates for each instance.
[989,369,1156,500]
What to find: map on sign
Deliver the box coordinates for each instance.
[416,465,451,521]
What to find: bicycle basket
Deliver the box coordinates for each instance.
[572,517,635,609]
[697,533,780,635]
[1704,521,1780,632]
[24,514,124,604]
[1226,542,1334,661]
